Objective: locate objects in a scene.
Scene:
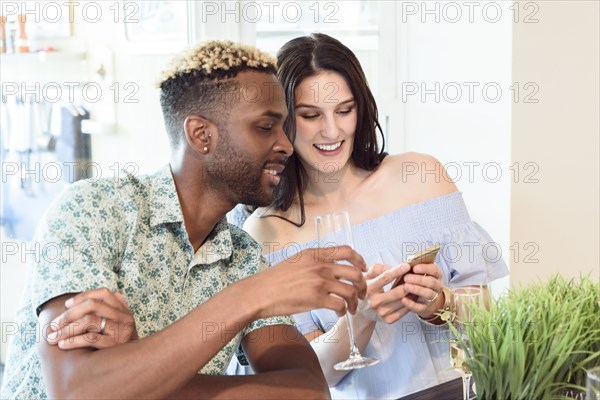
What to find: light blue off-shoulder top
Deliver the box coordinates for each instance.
[228,191,508,399]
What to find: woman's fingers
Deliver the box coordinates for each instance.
[364,264,390,280]
[403,274,440,293]
[380,307,411,324]
[401,293,430,314]
[368,265,409,293]
[403,283,439,303]
[412,262,443,279]
[367,289,411,324]
[368,261,442,322]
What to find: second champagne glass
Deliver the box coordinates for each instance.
[315,211,379,370]
[450,287,482,400]
[588,366,600,400]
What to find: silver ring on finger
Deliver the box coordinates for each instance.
[424,291,439,304]
[99,317,107,335]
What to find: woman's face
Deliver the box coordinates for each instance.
[293,71,357,176]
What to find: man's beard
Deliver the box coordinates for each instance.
[206,132,274,207]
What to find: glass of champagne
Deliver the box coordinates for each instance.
[587,366,600,400]
[315,211,379,370]
[450,287,482,400]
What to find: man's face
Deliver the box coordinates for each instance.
[207,71,293,207]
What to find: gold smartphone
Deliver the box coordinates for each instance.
[391,244,441,289]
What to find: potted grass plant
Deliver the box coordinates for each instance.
[450,275,600,400]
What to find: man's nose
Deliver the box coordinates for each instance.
[274,126,293,157]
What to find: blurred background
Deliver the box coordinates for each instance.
[1,0,598,380]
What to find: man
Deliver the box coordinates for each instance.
[0,40,367,399]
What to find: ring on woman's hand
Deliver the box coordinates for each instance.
[99,317,107,335]
[424,291,439,304]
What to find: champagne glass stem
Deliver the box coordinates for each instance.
[316,211,379,370]
[346,313,360,356]
[462,373,472,400]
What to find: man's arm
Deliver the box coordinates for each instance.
[39,246,367,399]
[38,283,261,399]
[46,292,329,399]
[170,325,330,399]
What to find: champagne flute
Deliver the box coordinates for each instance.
[588,366,600,400]
[450,287,482,400]
[315,211,379,370]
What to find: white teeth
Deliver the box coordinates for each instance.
[315,142,342,151]
[264,169,278,176]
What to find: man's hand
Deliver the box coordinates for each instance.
[46,288,138,349]
[250,245,367,319]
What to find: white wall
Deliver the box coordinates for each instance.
[511,0,600,285]
[383,2,513,295]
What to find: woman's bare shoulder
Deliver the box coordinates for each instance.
[243,207,281,242]
[243,207,306,254]
[376,152,458,200]
[380,151,444,169]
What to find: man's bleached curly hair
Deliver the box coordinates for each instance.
[157,40,277,148]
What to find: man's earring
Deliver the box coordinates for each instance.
[201,131,210,153]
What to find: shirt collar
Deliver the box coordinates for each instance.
[148,165,185,227]
[148,165,233,265]
[190,217,233,267]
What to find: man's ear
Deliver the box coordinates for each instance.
[183,115,215,155]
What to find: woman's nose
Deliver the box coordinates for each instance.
[320,115,339,140]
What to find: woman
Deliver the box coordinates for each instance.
[234,33,508,399]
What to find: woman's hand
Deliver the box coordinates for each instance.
[46,288,139,349]
[400,262,445,319]
[307,263,410,387]
[251,246,367,319]
[361,263,413,324]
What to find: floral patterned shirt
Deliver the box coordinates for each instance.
[0,165,294,399]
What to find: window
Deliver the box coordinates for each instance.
[253,1,381,98]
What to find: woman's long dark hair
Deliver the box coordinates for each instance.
[266,33,388,226]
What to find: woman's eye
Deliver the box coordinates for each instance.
[338,108,354,115]
[301,114,319,120]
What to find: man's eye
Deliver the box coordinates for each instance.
[258,126,273,132]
